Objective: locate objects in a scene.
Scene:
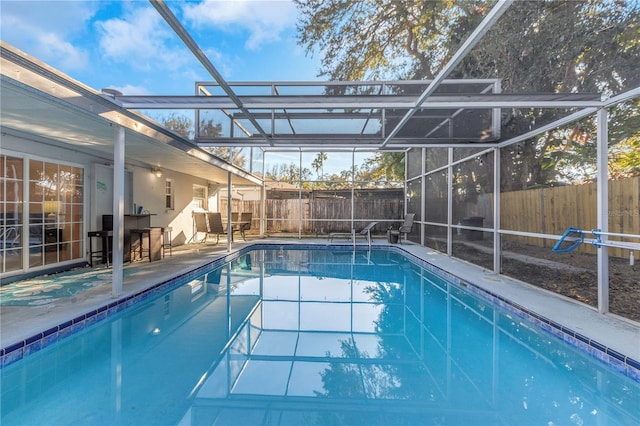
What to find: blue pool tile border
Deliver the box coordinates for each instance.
[2,241,639,384]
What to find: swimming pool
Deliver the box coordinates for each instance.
[1,247,639,425]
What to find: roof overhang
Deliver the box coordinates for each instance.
[0,42,262,186]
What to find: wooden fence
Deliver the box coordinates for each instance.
[501,177,640,257]
[219,178,639,257]
[222,196,404,235]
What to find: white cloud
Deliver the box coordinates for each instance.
[107,84,150,96]
[36,33,90,71]
[182,0,298,50]
[202,46,235,76]
[1,1,96,35]
[0,0,95,71]
[95,6,191,72]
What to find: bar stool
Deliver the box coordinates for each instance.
[130,228,150,262]
[162,226,172,257]
[88,230,113,267]
[131,227,164,262]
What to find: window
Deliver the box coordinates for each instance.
[192,184,207,210]
[29,159,84,268]
[1,155,24,273]
[1,154,84,274]
[165,179,174,210]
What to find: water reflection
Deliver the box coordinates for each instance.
[1,249,638,426]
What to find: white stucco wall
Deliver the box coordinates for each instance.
[3,131,223,252]
[130,166,221,246]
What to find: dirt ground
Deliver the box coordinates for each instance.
[449,239,640,323]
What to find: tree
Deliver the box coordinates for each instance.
[356,152,405,186]
[199,118,222,138]
[207,146,247,169]
[609,137,640,179]
[295,0,460,80]
[265,162,311,186]
[158,113,248,169]
[458,1,640,188]
[199,119,248,168]
[295,0,640,189]
[311,151,328,179]
[159,112,193,138]
[607,99,640,179]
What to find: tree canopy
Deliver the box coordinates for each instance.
[156,113,247,169]
[295,0,640,189]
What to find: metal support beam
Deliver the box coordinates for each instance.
[298,150,303,239]
[596,108,609,313]
[112,124,125,297]
[261,158,266,237]
[603,86,640,108]
[497,107,598,148]
[447,148,454,256]
[421,148,426,246]
[227,172,232,252]
[493,147,501,273]
[351,150,355,235]
[149,0,272,144]
[115,93,602,110]
[382,0,514,147]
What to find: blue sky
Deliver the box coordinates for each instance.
[0,0,322,96]
[0,0,381,176]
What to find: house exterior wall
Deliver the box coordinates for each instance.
[130,166,216,246]
[1,130,223,279]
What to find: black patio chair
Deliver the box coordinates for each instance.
[388,213,415,244]
[232,212,252,241]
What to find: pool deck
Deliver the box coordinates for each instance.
[2,237,639,370]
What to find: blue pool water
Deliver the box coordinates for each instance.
[1,248,639,425]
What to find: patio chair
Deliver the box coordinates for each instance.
[329,222,378,247]
[232,212,252,241]
[206,212,225,244]
[0,226,20,254]
[193,211,222,244]
[388,213,415,244]
[191,212,209,243]
[193,212,209,243]
[328,229,353,242]
[356,222,378,247]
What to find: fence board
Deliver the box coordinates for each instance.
[502,177,639,258]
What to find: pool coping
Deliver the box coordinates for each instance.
[2,241,639,383]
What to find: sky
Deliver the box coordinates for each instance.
[0,0,385,176]
[0,0,358,172]
[0,0,322,95]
